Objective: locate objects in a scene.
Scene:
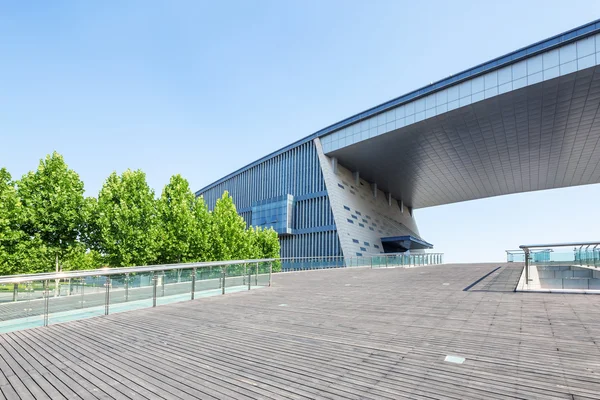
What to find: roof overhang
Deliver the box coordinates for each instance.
[381,235,434,253]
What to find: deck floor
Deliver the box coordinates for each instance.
[1,263,600,399]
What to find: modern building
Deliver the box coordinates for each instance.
[196,19,600,261]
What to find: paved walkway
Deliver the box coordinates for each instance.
[1,263,599,399]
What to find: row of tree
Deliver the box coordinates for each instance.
[0,152,280,275]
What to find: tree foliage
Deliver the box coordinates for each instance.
[0,154,281,275]
[0,168,24,275]
[156,174,198,264]
[189,196,212,262]
[94,170,158,267]
[17,152,86,272]
[210,191,248,261]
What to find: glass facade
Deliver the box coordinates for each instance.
[196,20,600,262]
[251,195,294,235]
[197,141,341,259]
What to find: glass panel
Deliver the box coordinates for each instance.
[194,266,224,297]
[47,276,107,326]
[156,268,194,306]
[0,280,47,333]
[256,261,271,287]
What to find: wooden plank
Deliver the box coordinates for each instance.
[0,263,599,399]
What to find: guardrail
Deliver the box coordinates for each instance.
[0,259,275,331]
[519,242,600,286]
[279,253,444,271]
[0,253,444,333]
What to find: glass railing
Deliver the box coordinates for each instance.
[0,253,445,333]
[370,253,444,268]
[278,253,444,271]
[519,241,600,287]
[0,259,275,333]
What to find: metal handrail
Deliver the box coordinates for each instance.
[0,253,447,284]
[0,258,276,284]
[519,241,600,286]
[519,241,600,249]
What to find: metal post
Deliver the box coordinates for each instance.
[152,274,158,307]
[243,263,247,285]
[255,262,259,286]
[221,268,226,295]
[269,262,272,287]
[161,272,165,297]
[125,273,129,302]
[248,267,251,291]
[191,268,196,300]
[524,249,530,286]
[12,283,18,302]
[43,280,49,327]
[80,277,85,309]
[105,276,110,316]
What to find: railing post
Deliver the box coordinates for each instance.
[222,267,226,295]
[524,249,530,286]
[248,265,251,290]
[43,280,49,327]
[79,277,85,309]
[269,262,272,287]
[152,273,158,307]
[191,268,196,300]
[12,283,18,302]
[105,276,110,316]
[255,262,259,286]
[125,273,129,302]
[161,272,165,297]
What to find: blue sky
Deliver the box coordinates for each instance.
[1,1,599,263]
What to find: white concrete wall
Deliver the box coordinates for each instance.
[537,266,600,290]
[314,138,422,258]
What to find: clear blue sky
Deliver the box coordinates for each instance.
[1,1,599,263]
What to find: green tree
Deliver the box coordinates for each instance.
[0,168,23,275]
[17,152,86,273]
[62,243,104,271]
[255,227,281,271]
[189,196,212,261]
[95,169,158,267]
[243,226,261,260]
[210,191,247,261]
[156,174,197,264]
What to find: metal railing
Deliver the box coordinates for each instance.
[0,253,444,333]
[519,241,600,286]
[278,253,444,271]
[0,259,275,332]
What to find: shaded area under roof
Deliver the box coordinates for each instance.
[381,235,434,253]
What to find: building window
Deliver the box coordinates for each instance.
[343,205,351,211]
[369,227,374,231]
[351,215,358,219]
[364,242,370,246]
[356,211,362,216]
[359,223,365,228]
[347,219,354,224]
[360,247,367,251]
[356,252,363,256]
[338,184,345,189]
[352,239,359,243]
[374,244,380,249]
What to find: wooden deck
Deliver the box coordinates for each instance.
[1,263,600,399]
